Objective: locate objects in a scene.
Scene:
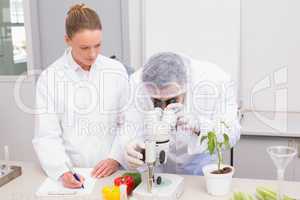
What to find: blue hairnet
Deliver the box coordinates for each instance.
[142,52,188,88]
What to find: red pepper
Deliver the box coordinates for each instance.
[114,175,135,195]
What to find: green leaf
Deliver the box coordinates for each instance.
[207,131,216,155]
[207,131,216,140]
[200,136,207,144]
[208,139,215,155]
[221,121,229,129]
[223,133,230,149]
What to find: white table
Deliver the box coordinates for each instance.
[0,161,300,200]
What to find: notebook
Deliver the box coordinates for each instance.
[36,168,96,197]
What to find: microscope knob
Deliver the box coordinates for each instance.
[159,151,166,164]
[156,176,162,185]
[140,148,146,162]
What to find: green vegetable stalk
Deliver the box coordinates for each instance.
[256,186,295,200]
[231,192,255,200]
[230,187,296,200]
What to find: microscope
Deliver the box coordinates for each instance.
[133,108,184,200]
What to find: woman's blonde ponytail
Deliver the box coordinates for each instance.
[65,3,102,38]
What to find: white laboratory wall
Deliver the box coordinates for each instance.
[0,81,36,162]
[129,0,300,113]
[240,0,300,112]
[142,0,241,84]
[127,0,143,69]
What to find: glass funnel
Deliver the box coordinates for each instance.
[267,146,297,200]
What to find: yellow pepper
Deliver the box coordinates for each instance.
[102,185,120,200]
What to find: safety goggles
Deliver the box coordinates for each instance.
[151,94,185,108]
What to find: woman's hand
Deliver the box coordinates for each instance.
[61,172,85,188]
[91,159,120,178]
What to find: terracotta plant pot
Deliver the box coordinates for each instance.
[202,164,235,196]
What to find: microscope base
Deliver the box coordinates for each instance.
[133,173,184,200]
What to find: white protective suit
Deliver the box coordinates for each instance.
[120,55,241,175]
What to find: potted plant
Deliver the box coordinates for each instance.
[200,121,235,196]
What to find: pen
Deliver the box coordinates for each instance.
[66,163,84,189]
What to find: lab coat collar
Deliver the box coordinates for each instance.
[65,48,81,71]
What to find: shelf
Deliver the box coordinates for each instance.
[240,110,300,138]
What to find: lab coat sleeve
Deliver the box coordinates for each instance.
[108,128,125,167]
[110,75,148,169]
[187,79,241,155]
[108,121,145,169]
[108,70,130,166]
[32,73,70,180]
[109,107,145,169]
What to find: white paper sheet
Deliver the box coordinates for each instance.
[36,168,96,197]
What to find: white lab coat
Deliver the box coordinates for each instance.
[33,49,128,180]
[119,55,241,175]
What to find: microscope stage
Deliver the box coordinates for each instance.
[133,173,184,200]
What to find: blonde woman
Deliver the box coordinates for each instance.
[33,4,128,188]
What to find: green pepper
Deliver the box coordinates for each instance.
[122,172,142,188]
